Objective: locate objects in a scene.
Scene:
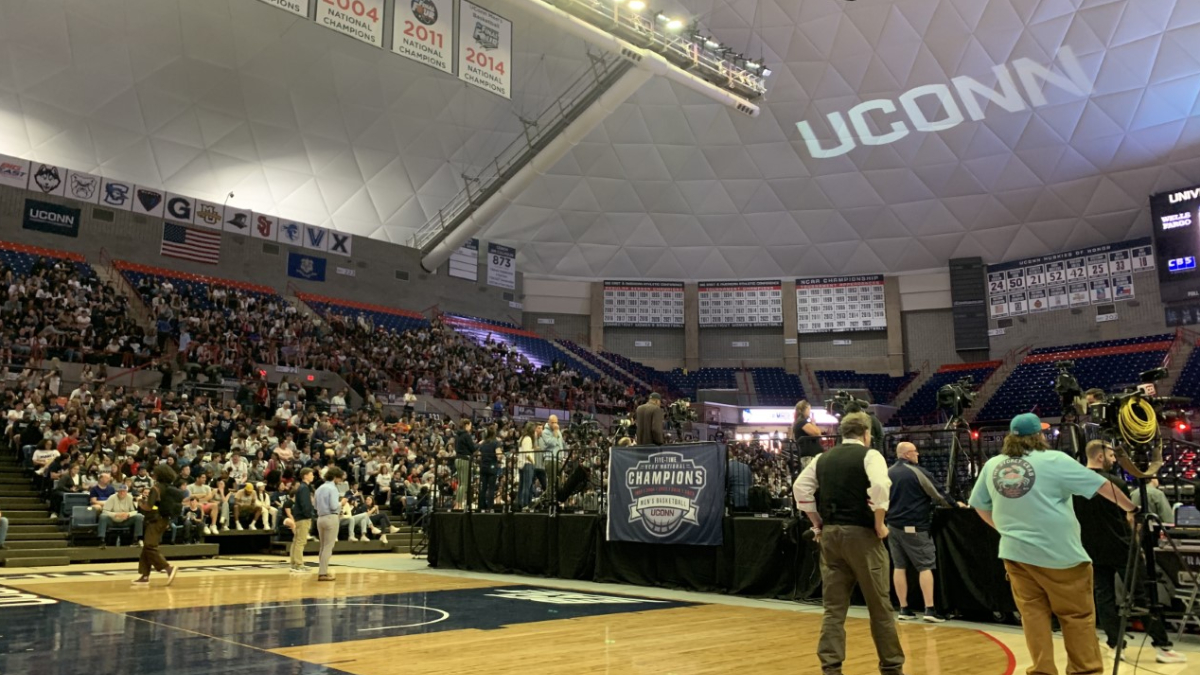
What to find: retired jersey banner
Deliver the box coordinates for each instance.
[606,443,725,546]
[458,0,511,99]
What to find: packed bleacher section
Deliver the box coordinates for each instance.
[751,368,806,405]
[1,242,143,369]
[975,335,1173,422]
[815,369,914,405]
[557,339,649,395]
[892,361,1001,425]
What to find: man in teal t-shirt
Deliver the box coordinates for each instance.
[970,413,1135,675]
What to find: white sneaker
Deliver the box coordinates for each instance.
[388,526,399,533]
[249,523,258,531]
[235,523,244,531]
[203,525,212,535]
[1108,646,1129,663]
[379,535,388,545]
[347,535,358,542]
[1156,649,1187,664]
[371,527,382,535]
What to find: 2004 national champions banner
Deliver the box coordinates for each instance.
[606,443,725,546]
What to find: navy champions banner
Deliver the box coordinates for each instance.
[287,251,327,282]
[23,199,81,237]
[606,443,725,546]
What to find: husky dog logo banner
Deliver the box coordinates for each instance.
[607,443,725,546]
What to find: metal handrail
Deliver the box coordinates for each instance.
[408,52,626,251]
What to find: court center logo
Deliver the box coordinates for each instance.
[624,451,706,537]
[992,457,1036,498]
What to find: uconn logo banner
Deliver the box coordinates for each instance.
[22,199,81,238]
[607,443,724,546]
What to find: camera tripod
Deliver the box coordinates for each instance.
[942,414,977,499]
[1109,462,1200,671]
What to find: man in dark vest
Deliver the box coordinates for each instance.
[794,411,904,675]
[634,393,664,445]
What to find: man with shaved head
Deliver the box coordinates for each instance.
[886,441,959,623]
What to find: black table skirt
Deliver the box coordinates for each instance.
[430,509,1013,615]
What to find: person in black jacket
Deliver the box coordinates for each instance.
[289,467,316,574]
[132,464,182,587]
[454,419,476,510]
[477,426,502,512]
[1072,441,1186,664]
[886,442,960,622]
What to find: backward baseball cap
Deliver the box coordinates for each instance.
[1010,412,1049,436]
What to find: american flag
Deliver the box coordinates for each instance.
[161,222,221,264]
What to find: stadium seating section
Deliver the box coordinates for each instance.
[751,368,806,406]
[815,370,915,405]
[116,260,282,310]
[0,240,94,278]
[443,314,598,376]
[975,335,1173,422]
[893,362,1001,425]
[298,292,429,334]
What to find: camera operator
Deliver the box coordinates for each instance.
[1072,441,1186,664]
[793,411,904,675]
[842,401,883,452]
[792,400,823,469]
[635,393,665,446]
[969,413,1136,675]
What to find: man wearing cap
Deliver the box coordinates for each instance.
[793,411,904,675]
[970,413,1137,675]
[232,483,262,531]
[98,482,144,548]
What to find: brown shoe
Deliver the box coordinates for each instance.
[317,575,335,582]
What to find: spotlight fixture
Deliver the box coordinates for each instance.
[666,18,682,30]
[628,0,645,9]
[761,67,772,77]
[704,37,720,49]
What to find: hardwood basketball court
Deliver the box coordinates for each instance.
[0,556,1190,674]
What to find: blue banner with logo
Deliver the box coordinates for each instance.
[606,442,725,546]
[287,251,326,282]
[22,199,81,237]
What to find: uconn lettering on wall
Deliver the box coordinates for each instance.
[795,47,1092,159]
[22,198,81,237]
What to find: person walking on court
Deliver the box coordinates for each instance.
[970,414,1136,675]
[289,467,315,574]
[315,466,344,582]
[793,411,904,675]
[887,441,960,623]
[132,464,184,587]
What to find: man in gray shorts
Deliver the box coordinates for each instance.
[886,441,960,622]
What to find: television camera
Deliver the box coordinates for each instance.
[825,390,869,419]
[665,398,698,442]
[935,377,977,419]
[1085,367,1190,461]
[1053,360,1084,413]
[566,414,606,447]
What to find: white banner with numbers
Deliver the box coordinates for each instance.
[698,280,782,327]
[486,242,516,289]
[458,0,511,99]
[316,0,385,47]
[603,281,685,327]
[393,0,454,74]
[795,275,886,333]
[987,237,1153,319]
[255,0,312,17]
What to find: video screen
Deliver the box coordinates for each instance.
[1151,186,1200,314]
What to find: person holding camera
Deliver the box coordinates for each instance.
[635,393,665,445]
[793,411,904,675]
[1072,441,1186,664]
[969,414,1136,675]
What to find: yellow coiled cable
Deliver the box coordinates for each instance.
[1117,395,1158,448]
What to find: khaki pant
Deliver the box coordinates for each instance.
[138,518,171,577]
[1004,560,1103,675]
[817,525,905,675]
[317,514,339,576]
[290,518,311,569]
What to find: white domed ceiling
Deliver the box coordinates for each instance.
[0,0,1198,280]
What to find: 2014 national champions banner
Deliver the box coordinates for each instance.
[698,280,783,327]
[256,0,512,99]
[987,237,1153,319]
[606,443,726,546]
[602,281,685,328]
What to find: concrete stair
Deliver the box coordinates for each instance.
[0,454,66,566]
[552,340,652,391]
[891,367,936,411]
[94,262,153,329]
[1164,334,1198,396]
[965,352,1027,424]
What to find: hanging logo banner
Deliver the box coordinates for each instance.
[393,0,454,74]
[607,443,725,546]
[486,242,516,289]
[0,154,30,189]
[287,251,327,282]
[458,0,511,99]
[316,0,385,46]
[23,199,81,238]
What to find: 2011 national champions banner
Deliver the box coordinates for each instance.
[606,443,725,546]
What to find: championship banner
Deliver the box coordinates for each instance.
[986,237,1152,321]
[255,0,312,17]
[698,280,783,327]
[603,281,685,327]
[449,238,479,281]
[795,275,886,333]
[606,443,725,546]
[316,0,385,47]
[458,0,511,99]
[393,0,454,74]
[486,242,516,289]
